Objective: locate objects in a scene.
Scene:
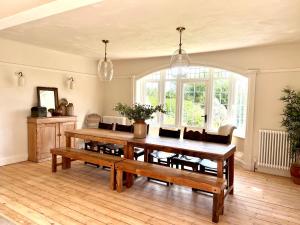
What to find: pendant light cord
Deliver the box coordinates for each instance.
[179,29,182,54]
[102,40,109,62]
[176,27,185,54]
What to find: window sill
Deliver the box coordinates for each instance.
[233,133,245,140]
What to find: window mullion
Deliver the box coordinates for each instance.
[176,78,182,128]
[159,71,165,125]
[206,69,214,131]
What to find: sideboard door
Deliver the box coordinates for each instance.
[37,123,58,161]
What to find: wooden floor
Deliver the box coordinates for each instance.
[0,161,299,225]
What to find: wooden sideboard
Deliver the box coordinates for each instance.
[27,116,77,162]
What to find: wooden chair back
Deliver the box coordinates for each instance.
[218,124,236,143]
[85,114,101,128]
[183,127,206,141]
[98,122,114,130]
[203,124,236,144]
[115,123,134,133]
[159,128,181,139]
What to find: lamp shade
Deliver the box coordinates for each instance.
[97,59,113,81]
[170,48,190,76]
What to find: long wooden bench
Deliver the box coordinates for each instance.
[115,159,226,223]
[50,147,124,190]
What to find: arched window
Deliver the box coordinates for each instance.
[135,66,248,137]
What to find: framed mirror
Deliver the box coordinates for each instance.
[37,87,58,110]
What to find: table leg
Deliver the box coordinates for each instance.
[66,135,71,148]
[52,154,57,172]
[124,144,134,188]
[217,159,224,178]
[228,153,235,195]
[144,147,149,162]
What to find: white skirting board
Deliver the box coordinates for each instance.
[255,165,290,177]
[0,154,28,166]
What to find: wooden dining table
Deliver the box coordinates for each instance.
[64,128,236,195]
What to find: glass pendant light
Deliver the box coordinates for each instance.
[170,27,190,77]
[98,40,113,81]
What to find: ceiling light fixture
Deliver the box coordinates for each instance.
[170,27,190,77]
[98,40,113,81]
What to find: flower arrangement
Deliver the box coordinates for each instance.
[114,102,166,121]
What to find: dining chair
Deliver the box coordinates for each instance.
[96,122,114,151]
[199,124,236,184]
[149,127,181,166]
[148,127,181,185]
[104,123,133,156]
[171,127,205,172]
[84,114,101,151]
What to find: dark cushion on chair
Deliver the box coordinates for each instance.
[134,147,144,156]
[150,151,176,160]
[172,155,201,164]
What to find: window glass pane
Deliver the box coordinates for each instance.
[211,79,230,130]
[144,82,159,124]
[144,82,159,105]
[185,67,210,80]
[182,82,206,127]
[163,81,176,125]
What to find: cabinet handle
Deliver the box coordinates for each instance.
[58,133,62,137]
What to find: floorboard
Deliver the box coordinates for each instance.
[0,161,299,225]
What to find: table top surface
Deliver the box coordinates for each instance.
[65,128,236,159]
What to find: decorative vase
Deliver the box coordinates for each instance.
[133,120,147,139]
[58,104,66,116]
[290,163,300,185]
[66,103,74,116]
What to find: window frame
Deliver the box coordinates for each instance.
[135,67,248,137]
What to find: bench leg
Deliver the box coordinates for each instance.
[62,157,71,169]
[110,165,116,190]
[116,169,123,193]
[212,193,221,223]
[52,154,57,172]
[220,190,224,215]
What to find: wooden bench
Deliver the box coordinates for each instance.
[50,147,124,190]
[115,159,226,223]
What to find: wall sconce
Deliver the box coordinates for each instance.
[67,76,75,89]
[15,71,25,87]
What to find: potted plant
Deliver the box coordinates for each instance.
[280,88,300,184]
[114,103,166,138]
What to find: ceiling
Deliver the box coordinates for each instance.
[0,0,300,59]
[0,0,53,19]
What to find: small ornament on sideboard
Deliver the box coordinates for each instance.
[31,106,47,117]
[66,103,74,116]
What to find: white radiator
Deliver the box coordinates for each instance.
[258,129,291,171]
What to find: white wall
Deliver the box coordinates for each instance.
[102,42,300,171]
[0,38,103,166]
